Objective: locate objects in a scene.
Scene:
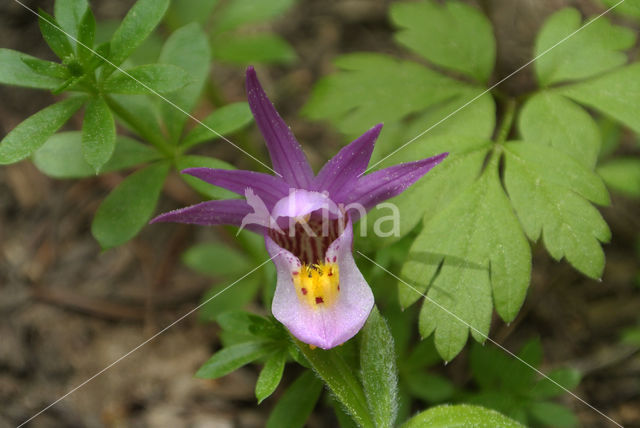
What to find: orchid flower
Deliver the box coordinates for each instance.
[151,67,448,349]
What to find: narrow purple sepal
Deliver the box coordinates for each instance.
[340,152,449,215]
[150,198,252,228]
[246,67,314,188]
[313,124,383,197]
[182,167,290,208]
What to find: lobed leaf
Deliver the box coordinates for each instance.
[504,141,611,278]
[401,404,525,428]
[0,96,85,164]
[255,351,286,403]
[33,132,160,178]
[102,64,190,95]
[82,97,116,172]
[535,8,634,86]
[360,307,398,428]
[558,63,640,134]
[519,92,600,168]
[158,23,210,142]
[266,371,323,428]
[391,0,495,82]
[92,162,169,249]
[108,0,170,67]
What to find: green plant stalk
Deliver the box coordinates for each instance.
[104,95,174,159]
[294,337,375,428]
[496,98,516,144]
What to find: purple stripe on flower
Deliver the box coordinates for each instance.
[246,67,314,189]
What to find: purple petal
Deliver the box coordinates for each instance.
[246,67,314,188]
[338,153,449,217]
[150,198,253,228]
[313,124,382,196]
[182,168,290,208]
[266,219,374,349]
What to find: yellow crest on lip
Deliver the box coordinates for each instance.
[292,262,340,309]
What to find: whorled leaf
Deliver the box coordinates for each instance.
[0,49,67,89]
[82,96,116,172]
[102,64,190,95]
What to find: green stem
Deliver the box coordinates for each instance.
[295,338,375,428]
[496,98,516,144]
[104,95,174,159]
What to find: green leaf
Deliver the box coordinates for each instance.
[296,339,374,428]
[360,307,398,428]
[256,351,286,403]
[217,311,278,338]
[528,401,578,428]
[0,97,85,164]
[105,94,166,146]
[54,0,89,42]
[195,340,273,379]
[166,0,219,29]
[181,102,254,149]
[529,368,581,399]
[108,0,170,67]
[401,404,525,428]
[519,92,600,168]
[82,97,116,172]
[266,371,323,428]
[158,23,210,142]
[102,64,190,95]
[402,157,531,360]
[211,33,296,65]
[390,0,495,82]
[213,0,296,33]
[559,64,640,134]
[602,0,640,21]
[598,158,640,197]
[33,132,160,178]
[175,155,237,200]
[92,162,169,249]
[534,8,634,86]
[403,371,455,403]
[0,49,68,89]
[503,141,611,278]
[76,7,96,64]
[302,53,467,135]
[39,9,74,60]
[198,275,262,322]
[183,242,251,277]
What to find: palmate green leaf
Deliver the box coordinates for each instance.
[255,351,286,403]
[213,0,296,34]
[54,0,88,43]
[92,162,169,249]
[390,0,495,83]
[266,371,323,428]
[360,308,398,428]
[598,158,640,197]
[195,340,274,379]
[183,242,251,277]
[0,49,67,89]
[519,92,600,168]
[296,339,374,428]
[503,141,611,279]
[535,8,635,86]
[211,33,296,65]
[38,9,74,60]
[175,155,237,200]
[0,96,85,164]
[108,0,170,68]
[82,97,115,172]
[158,23,210,142]
[181,102,253,149]
[401,159,531,361]
[558,63,640,134]
[33,131,160,178]
[401,404,525,428]
[302,53,466,135]
[102,64,190,95]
